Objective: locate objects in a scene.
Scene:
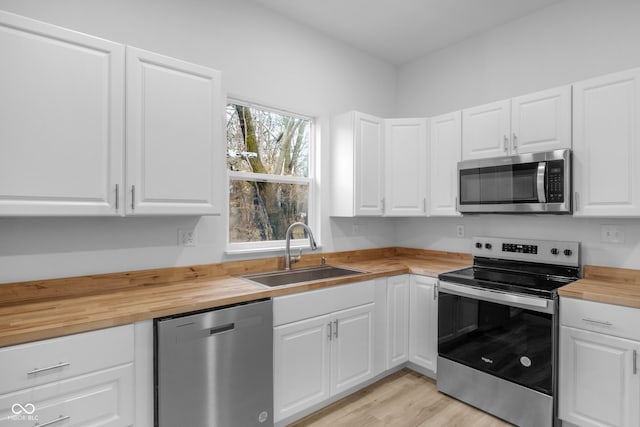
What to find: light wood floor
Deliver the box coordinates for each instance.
[289,369,512,427]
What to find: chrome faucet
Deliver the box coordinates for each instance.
[284,222,318,270]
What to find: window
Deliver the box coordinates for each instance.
[226,101,314,252]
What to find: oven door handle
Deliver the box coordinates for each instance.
[438,281,551,313]
[537,162,546,203]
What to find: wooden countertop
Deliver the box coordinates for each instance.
[558,265,640,309]
[0,247,471,348]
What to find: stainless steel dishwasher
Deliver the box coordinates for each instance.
[155,298,273,427]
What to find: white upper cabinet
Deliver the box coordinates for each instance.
[511,86,571,155]
[384,119,428,216]
[462,99,511,160]
[126,47,222,215]
[462,86,571,160]
[0,12,223,217]
[331,111,384,216]
[0,11,125,216]
[429,111,461,216]
[572,68,640,217]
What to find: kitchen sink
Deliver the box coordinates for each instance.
[241,265,366,287]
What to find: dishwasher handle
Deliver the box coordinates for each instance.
[210,323,235,335]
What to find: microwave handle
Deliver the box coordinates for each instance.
[537,162,546,203]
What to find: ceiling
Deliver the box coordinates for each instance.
[252,0,563,65]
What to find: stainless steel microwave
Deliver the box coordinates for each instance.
[457,149,571,214]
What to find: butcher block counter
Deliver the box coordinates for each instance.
[558,264,640,309]
[0,247,471,348]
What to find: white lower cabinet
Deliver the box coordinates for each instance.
[273,281,375,423]
[386,275,410,368]
[0,325,135,426]
[409,275,438,373]
[559,297,640,427]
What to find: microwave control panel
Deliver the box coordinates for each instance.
[546,160,564,203]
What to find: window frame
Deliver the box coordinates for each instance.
[225,99,318,255]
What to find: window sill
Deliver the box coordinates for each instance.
[224,243,322,256]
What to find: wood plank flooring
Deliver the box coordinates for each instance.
[289,369,512,427]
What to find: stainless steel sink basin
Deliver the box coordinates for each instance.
[241,265,366,287]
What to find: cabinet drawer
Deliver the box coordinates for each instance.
[273,280,375,326]
[0,364,134,426]
[560,297,640,341]
[0,325,134,394]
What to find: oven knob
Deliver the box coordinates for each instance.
[475,242,482,249]
[564,249,573,256]
[485,243,492,250]
[551,248,559,255]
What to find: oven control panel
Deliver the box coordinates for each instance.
[472,236,580,267]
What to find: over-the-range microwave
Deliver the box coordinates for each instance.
[457,149,571,214]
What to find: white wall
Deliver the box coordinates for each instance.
[0,0,398,283]
[394,0,640,269]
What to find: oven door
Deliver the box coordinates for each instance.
[438,281,556,395]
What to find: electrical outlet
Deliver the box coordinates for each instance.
[601,225,624,243]
[178,229,197,247]
[456,224,465,238]
[352,223,360,234]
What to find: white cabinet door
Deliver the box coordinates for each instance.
[462,99,511,160]
[331,111,384,217]
[511,85,571,155]
[274,314,332,421]
[409,276,438,373]
[0,11,124,216]
[384,119,428,216]
[126,47,222,215]
[429,111,461,216]
[573,68,640,217]
[331,304,374,395]
[386,276,410,368]
[559,326,640,427]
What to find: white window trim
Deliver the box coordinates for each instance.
[225,100,318,255]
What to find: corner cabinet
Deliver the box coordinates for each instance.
[572,68,640,217]
[462,86,571,160]
[559,297,640,427]
[428,111,461,216]
[0,11,124,216]
[384,119,428,216]
[331,111,384,216]
[0,12,223,216]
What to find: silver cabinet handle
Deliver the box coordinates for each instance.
[423,198,427,213]
[433,282,438,300]
[333,320,338,339]
[115,184,119,212]
[27,362,71,376]
[634,350,637,375]
[512,133,518,150]
[574,191,580,212]
[582,318,613,327]
[327,322,332,340]
[503,135,509,152]
[131,185,136,211]
[36,415,70,427]
[381,198,385,212]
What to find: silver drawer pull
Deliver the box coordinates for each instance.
[36,415,70,427]
[27,362,70,376]
[634,350,637,375]
[582,318,613,327]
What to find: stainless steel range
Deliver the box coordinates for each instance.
[437,237,580,427]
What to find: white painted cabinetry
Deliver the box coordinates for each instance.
[273,281,375,422]
[0,11,125,216]
[0,325,135,426]
[0,12,223,217]
[384,119,428,216]
[559,297,640,427]
[462,86,571,160]
[386,275,410,368]
[572,68,640,217]
[428,111,462,216]
[125,47,222,215]
[331,111,385,216]
[409,275,438,374]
